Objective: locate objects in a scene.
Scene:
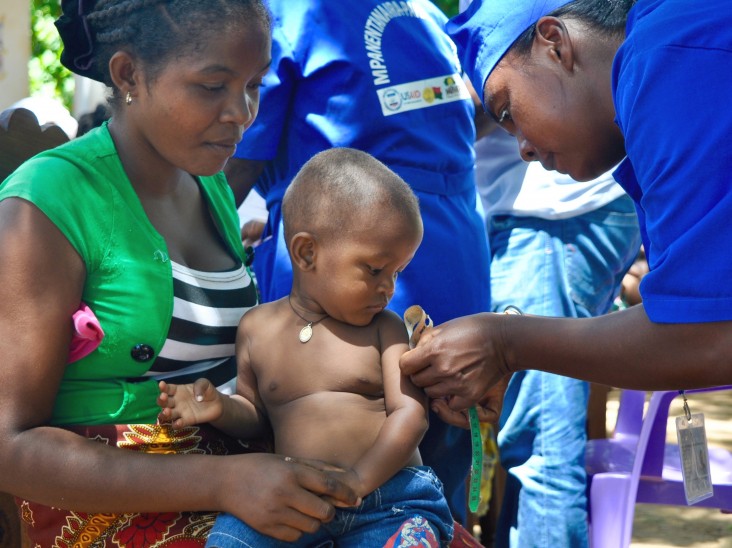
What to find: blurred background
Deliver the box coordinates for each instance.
[0,0,459,123]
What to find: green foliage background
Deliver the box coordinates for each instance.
[30,0,73,109]
[29,0,459,111]
[431,0,459,16]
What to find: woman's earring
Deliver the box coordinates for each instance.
[125,92,132,106]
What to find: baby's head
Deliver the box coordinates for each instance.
[282,147,423,325]
[283,148,421,245]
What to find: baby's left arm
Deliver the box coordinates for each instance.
[349,311,428,497]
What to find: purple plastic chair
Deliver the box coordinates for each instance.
[585,386,732,548]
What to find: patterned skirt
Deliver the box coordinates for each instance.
[15,422,266,548]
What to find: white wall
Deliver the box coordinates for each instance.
[73,74,108,118]
[0,0,30,111]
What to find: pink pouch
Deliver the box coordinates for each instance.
[68,302,104,363]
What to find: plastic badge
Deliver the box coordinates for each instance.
[676,401,714,504]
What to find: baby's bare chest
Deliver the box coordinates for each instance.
[250,334,385,406]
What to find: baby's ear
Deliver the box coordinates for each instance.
[289,232,316,271]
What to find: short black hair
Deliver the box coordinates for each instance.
[512,0,636,57]
[282,148,421,247]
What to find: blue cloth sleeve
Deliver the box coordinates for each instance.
[615,43,732,322]
[234,22,298,161]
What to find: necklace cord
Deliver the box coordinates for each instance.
[287,295,328,326]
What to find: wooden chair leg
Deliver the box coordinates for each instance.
[587,383,612,440]
[478,463,505,547]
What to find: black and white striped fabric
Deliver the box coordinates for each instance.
[144,260,257,394]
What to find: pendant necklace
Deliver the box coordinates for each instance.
[288,295,328,343]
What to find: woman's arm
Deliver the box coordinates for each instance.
[401,306,732,411]
[0,199,356,541]
[504,305,732,390]
[223,157,266,206]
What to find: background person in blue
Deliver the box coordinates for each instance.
[399,0,732,536]
[224,0,494,524]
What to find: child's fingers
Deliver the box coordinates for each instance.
[156,388,175,410]
[158,379,179,397]
[158,407,189,430]
[192,377,215,402]
[323,495,359,508]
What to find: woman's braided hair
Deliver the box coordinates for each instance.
[55,0,270,98]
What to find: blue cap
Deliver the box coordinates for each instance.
[447,0,572,107]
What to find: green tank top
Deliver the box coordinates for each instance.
[0,123,248,425]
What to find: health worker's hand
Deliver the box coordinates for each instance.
[399,313,511,412]
[429,374,510,428]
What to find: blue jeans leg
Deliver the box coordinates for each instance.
[489,195,640,548]
[334,467,454,547]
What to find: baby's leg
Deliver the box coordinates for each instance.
[337,467,454,547]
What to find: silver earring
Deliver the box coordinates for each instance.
[125,92,132,106]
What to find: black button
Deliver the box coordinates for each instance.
[131,344,155,362]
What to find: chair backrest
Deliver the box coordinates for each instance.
[0,107,70,182]
[588,385,732,548]
[613,389,646,439]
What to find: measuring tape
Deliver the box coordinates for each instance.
[467,406,482,513]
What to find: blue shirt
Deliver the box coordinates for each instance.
[612,0,732,323]
[237,0,477,201]
[235,0,491,324]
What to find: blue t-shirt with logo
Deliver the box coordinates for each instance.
[235,0,490,324]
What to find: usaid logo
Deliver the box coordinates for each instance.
[383,88,401,111]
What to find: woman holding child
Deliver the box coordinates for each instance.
[0,0,486,545]
[0,1,362,545]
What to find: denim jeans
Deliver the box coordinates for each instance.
[206,466,454,548]
[489,195,641,548]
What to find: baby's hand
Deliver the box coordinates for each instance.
[321,468,367,504]
[157,378,224,429]
[284,457,365,507]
